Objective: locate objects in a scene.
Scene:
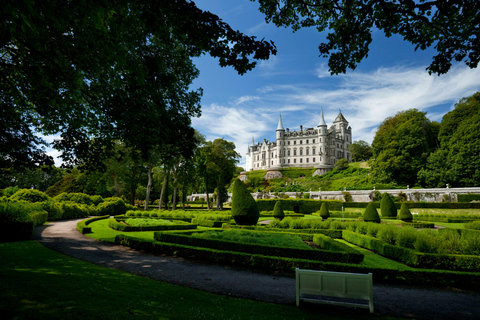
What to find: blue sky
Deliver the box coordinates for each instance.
[45,0,480,167]
[189,0,480,169]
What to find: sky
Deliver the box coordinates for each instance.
[45,0,480,167]
[188,0,480,169]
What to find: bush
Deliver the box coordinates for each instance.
[231,179,259,226]
[96,197,127,216]
[380,193,397,218]
[319,202,330,220]
[363,203,381,223]
[395,227,417,249]
[2,186,19,197]
[272,201,285,221]
[10,189,51,203]
[398,203,413,222]
[40,200,63,220]
[59,201,90,219]
[342,191,352,202]
[0,201,45,241]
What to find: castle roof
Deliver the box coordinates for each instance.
[317,109,327,127]
[276,114,284,130]
[334,111,348,123]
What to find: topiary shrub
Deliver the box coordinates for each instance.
[319,202,330,220]
[10,189,51,203]
[231,179,259,226]
[380,193,397,218]
[363,202,381,223]
[96,197,127,216]
[398,203,413,222]
[272,201,285,221]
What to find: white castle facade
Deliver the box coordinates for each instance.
[245,111,352,174]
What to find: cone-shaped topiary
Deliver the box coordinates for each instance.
[319,202,330,220]
[398,203,413,222]
[380,193,397,218]
[272,201,285,221]
[363,202,381,223]
[231,179,259,225]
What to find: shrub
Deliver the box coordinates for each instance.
[395,191,407,202]
[376,224,397,245]
[363,202,381,223]
[398,203,413,222]
[319,202,330,220]
[3,186,19,197]
[380,193,397,218]
[10,189,51,203]
[342,191,352,202]
[59,202,89,219]
[0,201,43,241]
[414,230,439,253]
[231,179,259,226]
[464,221,480,230]
[272,201,285,221]
[96,197,127,216]
[395,227,417,249]
[40,200,63,220]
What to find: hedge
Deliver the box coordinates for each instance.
[312,233,362,257]
[342,230,480,271]
[256,199,343,214]
[400,222,435,228]
[413,217,476,223]
[0,201,48,242]
[457,194,480,202]
[154,231,362,264]
[108,218,197,232]
[115,235,480,289]
[222,224,343,239]
[76,215,110,234]
[191,218,227,228]
[343,202,480,209]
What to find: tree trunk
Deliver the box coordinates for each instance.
[205,178,211,210]
[159,169,168,209]
[172,165,178,211]
[113,174,119,197]
[144,166,153,210]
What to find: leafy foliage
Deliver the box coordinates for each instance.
[272,201,285,220]
[334,158,349,170]
[398,203,413,222]
[231,179,259,225]
[380,193,397,218]
[10,189,51,203]
[348,140,373,162]
[363,202,381,223]
[319,202,330,220]
[255,0,480,75]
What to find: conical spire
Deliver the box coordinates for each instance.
[251,136,255,146]
[317,108,327,127]
[276,113,284,131]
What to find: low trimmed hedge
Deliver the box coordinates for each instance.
[342,230,480,271]
[191,218,227,228]
[400,222,435,228]
[414,217,476,223]
[223,224,343,239]
[76,215,110,234]
[154,231,363,264]
[256,199,343,214]
[458,194,480,202]
[343,202,480,209]
[115,234,480,289]
[108,218,197,232]
[313,233,362,256]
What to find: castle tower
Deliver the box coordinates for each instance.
[333,110,348,140]
[317,109,328,165]
[276,114,285,167]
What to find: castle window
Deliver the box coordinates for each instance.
[271,153,274,158]
[306,140,309,144]
[300,159,303,163]
[294,159,297,163]
[288,141,290,145]
[294,150,297,156]
[271,161,273,165]
[284,151,286,156]
[294,141,296,145]
[300,140,302,144]
[306,149,309,155]
[313,139,315,143]
[313,148,316,154]
[288,159,290,164]
[288,150,290,156]
[314,157,316,162]
[300,149,303,156]
[306,158,309,163]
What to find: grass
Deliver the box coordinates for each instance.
[0,240,404,320]
[192,230,311,249]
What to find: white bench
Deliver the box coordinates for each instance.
[296,268,374,313]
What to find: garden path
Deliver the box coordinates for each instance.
[33,219,480,320]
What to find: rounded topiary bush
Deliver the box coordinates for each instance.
[10,189,51,203]
[231,179,259,226]
[363,202,381,223]
[319,202,330,220]
[96,197,127,216]
[272,201,285,221]
[398,203,413,222]
[380,193,397,218]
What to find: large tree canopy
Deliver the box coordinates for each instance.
[1,0,276,171]
[418,92,480,187]
[254,0,479,75]
[371,109,439,186]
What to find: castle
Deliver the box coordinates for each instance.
[245,110,352,175]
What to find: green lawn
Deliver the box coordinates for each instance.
[0,241,404,320]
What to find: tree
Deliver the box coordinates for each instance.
[418,92,480,187]
[319,202,330,220]
[348,140,373,162]
[273,201,285,221]
[255,0,480,75]
[334,158,349,170]
[398,203,413,222]
[1,1,276,170]
[231,179,260,226]
[363,202,381,223]
[371,109,439,186]
[380,193,397,218]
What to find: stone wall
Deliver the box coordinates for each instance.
[188,187,480,203]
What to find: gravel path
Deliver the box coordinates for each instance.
[33,219,480,320]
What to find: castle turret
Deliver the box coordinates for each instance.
[276,114,285,167]
[317,109,328,165]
